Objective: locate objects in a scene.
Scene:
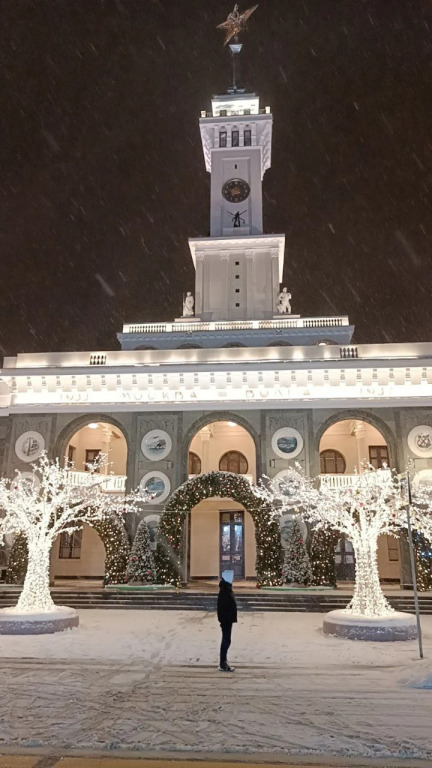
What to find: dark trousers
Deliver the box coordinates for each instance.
[219,622,232,667]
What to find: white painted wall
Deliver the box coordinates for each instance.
[189,421,256,479]
[66,422,127,475]
[320,420,387,473]
[51,524,105,579]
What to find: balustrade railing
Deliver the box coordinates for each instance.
[67,471,126,493]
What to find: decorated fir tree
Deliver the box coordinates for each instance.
[126,519,156,583]
[310,527,339,588]
[282,518,311,585]
[5,532,28,584]
[153,541,181,586]
[412,531,432,591]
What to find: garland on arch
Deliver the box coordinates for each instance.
[158,471,283,587]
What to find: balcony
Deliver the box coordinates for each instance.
[122,316,350,335]
[67,471,126,493]
[320,474,359,489]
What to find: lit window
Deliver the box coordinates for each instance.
[219,131,227,147]
[320,449,346,474]
[219,451,248,474]
[188,452,201,475]
[59,530,82,559]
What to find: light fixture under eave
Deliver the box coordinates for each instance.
[228,421,237,427]
[88,422,99,429]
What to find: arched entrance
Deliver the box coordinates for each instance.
[319,417,400,584]
[185,419,257,581]
[51,419,129,581]
[158,472,283,587]
[7,517,130,586]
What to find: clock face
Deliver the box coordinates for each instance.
[222,178,250,203]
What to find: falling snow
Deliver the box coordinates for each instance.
[1,1,431,355]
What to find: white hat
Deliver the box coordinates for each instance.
[221,570,234,584]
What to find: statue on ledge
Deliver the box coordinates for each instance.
[277,287,292,315]
[183,291,195,317]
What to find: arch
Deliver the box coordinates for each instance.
[54,414,131,467]
[315,410,399,471]
[158,472,283,587]
[6,517,130,586]
[182,411,261,482]
[219,450,248,474]
[135,345,156,350]
[177,343,201,349]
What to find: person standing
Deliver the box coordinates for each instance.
[217,569,237,672]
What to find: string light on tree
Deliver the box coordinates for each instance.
[0,452,150,616]
[257,464,432,619]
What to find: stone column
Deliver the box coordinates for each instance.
[195,253,204,317]
[271,248,279,317]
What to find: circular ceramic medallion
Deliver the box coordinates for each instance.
[140,471,171,503]
[407,425,432,458]
[144,514,161,550]
[141,429,172,461]
[273,469,302,498]
[15,431,45,463]
[412,469,432,488]
[19,472,42,491]
[271,427,303,460]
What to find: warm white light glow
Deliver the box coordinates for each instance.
[88,422,99,429]
[228,421,237,427]
[258,465,432,619]
[0,453,150,615]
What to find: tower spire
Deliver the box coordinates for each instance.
[217,4,258,93]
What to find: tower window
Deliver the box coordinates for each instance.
[232,130,239,147]
[219,109,227,117]
[235,261,239,265]
[244,109,251,116]
[235,289,239,293]
[244,129,252,146]
[235,302,240,307]
[235,274,239,279]
[219,131,227,148]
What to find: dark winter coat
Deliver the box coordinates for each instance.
[217,578,238,625]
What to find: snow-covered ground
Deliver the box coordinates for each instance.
[0,609,431,760]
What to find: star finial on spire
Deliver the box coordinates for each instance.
[217,4,258,46]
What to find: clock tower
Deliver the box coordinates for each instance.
[189,89,285,322]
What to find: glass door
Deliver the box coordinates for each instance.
[335,535,355,581]
[219,511,244,580]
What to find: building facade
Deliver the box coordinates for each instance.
[1,84,432,584]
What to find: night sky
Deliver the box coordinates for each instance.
[1,0,431,357]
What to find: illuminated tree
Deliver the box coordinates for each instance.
[282,518,311,585]
[309,527,339,588]
[126,519,156,583]
[258,467,432,618]
[0,452,148,614]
